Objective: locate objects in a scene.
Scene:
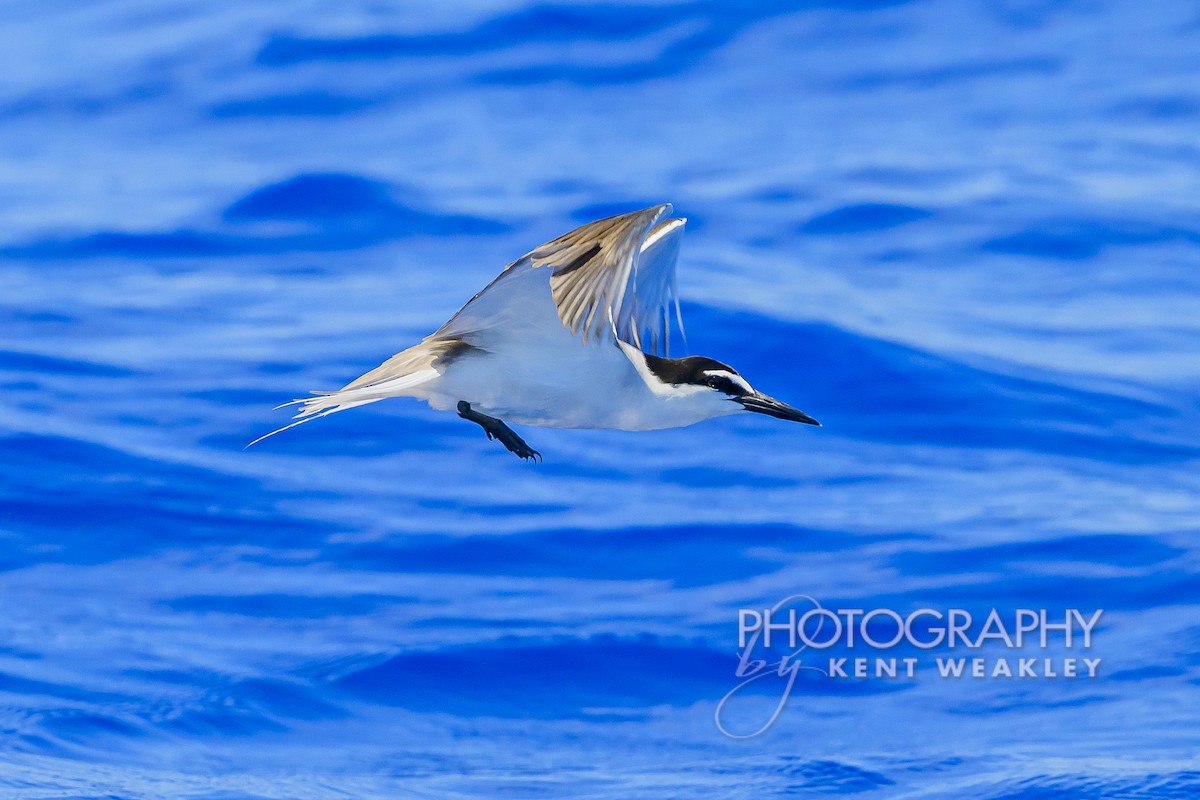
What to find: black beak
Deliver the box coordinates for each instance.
[737,392,821,426]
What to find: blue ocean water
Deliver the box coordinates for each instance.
[2,0,1200,796]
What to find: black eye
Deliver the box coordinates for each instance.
[706,376,735,393]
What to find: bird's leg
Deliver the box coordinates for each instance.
[456,401,541,462]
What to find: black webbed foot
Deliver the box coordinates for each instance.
[457,401,542,462]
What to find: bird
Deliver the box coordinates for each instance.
[251,203,819,460]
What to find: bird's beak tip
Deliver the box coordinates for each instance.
[737,393,820,426]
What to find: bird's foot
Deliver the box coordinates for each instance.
[457,401,542,462]
[486,422,542,462]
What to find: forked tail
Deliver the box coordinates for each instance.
[245,391,382,448]
[246,345,440,448]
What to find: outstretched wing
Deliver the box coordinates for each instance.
[626,212,686,355]
[433,203,686,353]
[531,203,685,351]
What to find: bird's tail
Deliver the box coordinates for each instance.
[247,345,440,448]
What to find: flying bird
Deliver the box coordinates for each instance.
[253,204,819,460]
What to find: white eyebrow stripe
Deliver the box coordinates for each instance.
[703,369,753,394]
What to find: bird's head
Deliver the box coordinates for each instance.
[640,353,820,427]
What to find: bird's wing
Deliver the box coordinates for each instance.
[627,212,687,356]
[437,204,686,353]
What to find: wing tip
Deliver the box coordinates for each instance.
[644,216,686,248]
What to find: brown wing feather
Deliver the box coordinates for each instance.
[527,204,671,343]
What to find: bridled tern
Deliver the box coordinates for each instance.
[253,204,819,460]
